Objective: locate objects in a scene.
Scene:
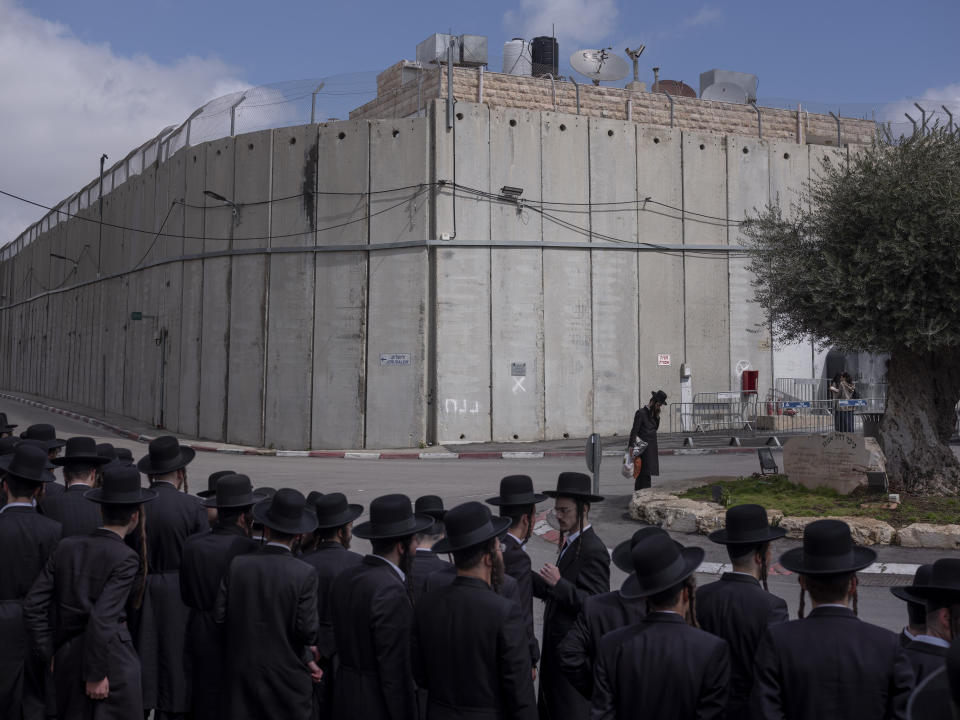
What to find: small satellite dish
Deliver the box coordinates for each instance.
[701,82,748,104]
[570,49,630,84]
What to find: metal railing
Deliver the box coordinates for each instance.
[772,377,887,403]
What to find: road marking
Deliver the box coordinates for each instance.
[502,451,544,459]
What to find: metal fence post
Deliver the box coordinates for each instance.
[310,83,325,124]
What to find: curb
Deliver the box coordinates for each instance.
[0,392,779,462]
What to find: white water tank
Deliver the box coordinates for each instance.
[503,38,532,76]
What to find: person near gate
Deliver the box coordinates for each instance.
[628,390,667,491]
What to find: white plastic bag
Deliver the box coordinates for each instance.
[620,451,634,478]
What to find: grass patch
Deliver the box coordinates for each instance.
[678,475,960,528]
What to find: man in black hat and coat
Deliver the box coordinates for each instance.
[18,426,67,503]
[591,531,730,719]
[695,504,788,717]
[899,559,960,682]
[180,474,261,720]
[132,435,207,720]
[0,444,62,719]
[557,528,658,700]
[905,637,960,720]
[751,519,915,719]
[44,436,111,538]
[196,470,236,528]
[532,472,609,720]
[299,492,364,719]
[487,475,547,677]
[24,464,156,720]
[330,494,434,720]
[892,565,932,648]
[412,501,537,720]
[215,488,321,720]
[0,412,17,438]
[411,495,450,602]
[628,390,666,491]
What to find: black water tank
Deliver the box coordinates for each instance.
[531,36,559,78]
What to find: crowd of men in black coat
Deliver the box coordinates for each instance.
[2,414,960,719]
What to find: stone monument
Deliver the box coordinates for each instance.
[782,432,887,495]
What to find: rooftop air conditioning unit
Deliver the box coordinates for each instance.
[417,34,461,65]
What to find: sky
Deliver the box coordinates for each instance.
[2,0,959,245]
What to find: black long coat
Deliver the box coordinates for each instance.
[179,524,259,720]
[532,526,610,720]
[0,506,61,719]
[751,605,915,720]
[330,555,418,720]
[129,482,207,713]
[628,406,660,476]
[591,611,730,720]
[215,545,320,720]
[412,576,537,720]
[556,588,645,700]
[411,549,451,603]
[24,528,143,720]
[695,572,789,717]
[903,639,948,683]
[300,541,363,718]
[502,533,540,669]
[41,484,101,537]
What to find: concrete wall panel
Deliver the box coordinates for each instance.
[541,112,589,244]
[637,127,682,246]
[369,118,430,245]
[490,108,542,244]
[316,120,369,246]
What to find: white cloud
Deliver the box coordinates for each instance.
[878,84,960,138]
[0,0,248,246]
[503,0,619,48]
[684,6,723,27]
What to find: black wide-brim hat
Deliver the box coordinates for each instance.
[902,559,960,602]
[433,501,512,554]
[708,504,787,545]
[543,471,604,503]
[137,435,196,475]
[85,465,157,505]
[353,493,435,540]
[621,532,705,599]
[0,444,56,483]
[313,492,364,529]
[198,469,236,498]
[51,436,111,467]
[19,423,65,450]
[252,488,318,535]
[487,475,548,507]
[202,474,264,509]
[779,519,876,575]
[612,527,682,573]
[0,437,20,456]
[651,390,668,404]
[415,495,447,521]
[891,564,933,605]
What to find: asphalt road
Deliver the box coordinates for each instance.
[6,400,959,635]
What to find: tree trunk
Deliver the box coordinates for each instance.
[880,348,960,494]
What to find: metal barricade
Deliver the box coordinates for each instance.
[754,398,884,436]
[667,394,758,437]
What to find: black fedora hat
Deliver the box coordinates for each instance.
[543,472,603,504]
[891,564,933,605]
[612,526,682,573]
[85,465,157,505]
[19,423,65,450]
[96,443,118,460]
[0,437,18,456]
[487,475,548,507]
[51,437,111,468]
[198,469,236,499]
[203,474,262,509]
[650,390,668,404]
[621,532,705,599]
[353,494,434,540]
[0,444,56,483]
[115,447,134,464]
[0,412,17,431]
[18,439,56,469]
[415,495,447,521]
[252,488,318,535]
[306,491,325,514]
[433,502,511,554]
[779,519,876,575]
[905,559,960,603]
[708,504,786,546]
[255,486,277,499]
[313,492,364,529]
[137,436,196,475]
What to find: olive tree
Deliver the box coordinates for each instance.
[742,127,960,494]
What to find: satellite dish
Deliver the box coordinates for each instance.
[700,82,748,104]
[570,49,630,84]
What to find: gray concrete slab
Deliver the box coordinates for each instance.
[489,108,542,244]
[369,118,430,245]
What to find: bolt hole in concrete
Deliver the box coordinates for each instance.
[783,152,791,159]
[563,433,569,439]
[653,137,660,144]
[216,150,221,156]
[509,119,517,127]
[608,129,615,137]
[392,129,400,137]
[248,143,254,150]
[559,124,567,131]
[456,112,464,120]
[459,434,465,439]
[338,132,346,140]
[513,434,519,440]
[699,143,706,150]
[289,137,296,145]
[742,147,749,154]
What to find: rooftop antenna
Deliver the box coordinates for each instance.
[570,47,629,86]
[625,46,646,91]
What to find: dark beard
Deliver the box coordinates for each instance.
[491,551,506,594]
[398,539,415,576]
